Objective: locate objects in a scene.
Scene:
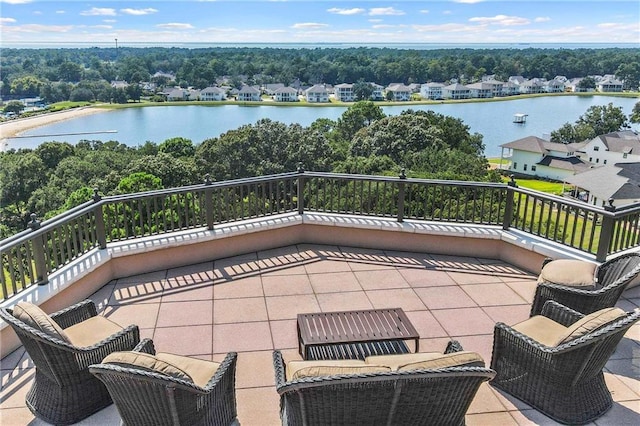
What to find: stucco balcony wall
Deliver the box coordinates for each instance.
[0,212,597,358]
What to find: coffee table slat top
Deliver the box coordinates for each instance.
[297,308,419,349]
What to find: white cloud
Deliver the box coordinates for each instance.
[104,19,116,23]
[327,8,365,16]
[453,0,485,3]
[420,10,429,14]
[535,17,551,23]
[156,23,194,30]
[120,8,158,16]
[92,25,113,30]
[6,23,73,33]
[368,19,382,23]
[292,22,329,29]
[372,24,396,29]
[0,0,33,4]
[469,15,530,26]
[56,10,65,14]
[80,8,117,17]
[0,17,17,23]
[369,7,405,16]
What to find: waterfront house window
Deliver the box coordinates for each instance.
[594,146,600,151]
[624,153,628,158]
[523,164,528,171]
[513,162,517,170]
[604,160,607,164]
[531,165,537,171]
[589,157,593,162]
[596,158,599,163]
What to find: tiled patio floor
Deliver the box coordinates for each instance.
[1,244,639,425]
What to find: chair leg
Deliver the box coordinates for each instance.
[26,371,112,425]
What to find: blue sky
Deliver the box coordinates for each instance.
[1,1,639,46]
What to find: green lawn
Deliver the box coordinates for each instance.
[501,176,566,196]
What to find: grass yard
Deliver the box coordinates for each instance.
[502,176,566,196]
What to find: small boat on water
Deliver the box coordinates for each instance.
[513,113,528,124]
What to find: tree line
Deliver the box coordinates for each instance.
[2,47,639,103]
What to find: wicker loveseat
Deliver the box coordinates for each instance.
[273,341,495,426]
[89,338,238,426]
[0,299,140,425]
[531,252,640,316]
[491,300,640,425]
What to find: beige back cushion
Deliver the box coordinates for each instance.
[286,359,391,381]
[102,351,194,383]
[558,307,626,344]
[13,302,70,342]
[538,259,597,288]
[395,352,484,371]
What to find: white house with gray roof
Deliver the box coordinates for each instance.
[305,84,329,102]
[200,86,226,101]
[575,131,640,166]
[442,83,470,100]
[466,82,494,98]
[386,84,411,101]
[237,85,261,101]
[420,82,444,100]
[334,83,354,102]
[274,87,299,102]
[500,136,592,181]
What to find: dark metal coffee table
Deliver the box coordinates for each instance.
[297,308,420,360]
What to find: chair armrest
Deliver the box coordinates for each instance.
[445,339,464,354]
[133,338,156,355]
[493,322,559,354]
[540,300,584,326]
[273,350,287,389]
[75,324,140,368]
[204,352,238,390]
[51,299,97,328]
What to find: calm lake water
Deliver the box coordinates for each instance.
[8,96,640,157]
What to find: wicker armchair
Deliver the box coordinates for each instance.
[89,339,238,426]
[273,342,495,426]
[531,252,640,316]
[0,299,140,425]
[491,300,640,425]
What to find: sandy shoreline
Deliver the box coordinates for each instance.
[0,107,108,150]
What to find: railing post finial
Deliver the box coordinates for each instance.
[28,213,40,230]
[605,198,616,212]
[399,168,407,179]
[508,175,517,187]
[204,173,213,185]
[297,162,305,173]
[92,188,101,202]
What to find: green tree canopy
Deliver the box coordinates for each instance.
[551,103,629,143]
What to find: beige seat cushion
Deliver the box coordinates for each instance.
[558,307,626,344]
[64,316,124,347]
[364,352,443,370]
[13,302,69,342]
[286,359,391,381]
[538,259,597,289]
[102,351,194,383]
[156,353,220,388]
[512,316,568,347]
